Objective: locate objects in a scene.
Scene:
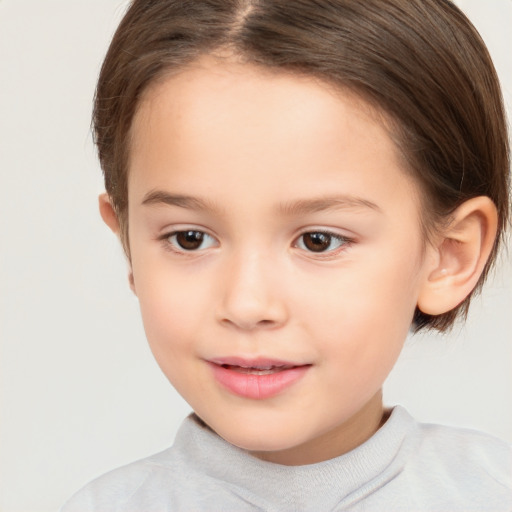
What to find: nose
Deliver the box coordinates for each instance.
[217,250,288,331]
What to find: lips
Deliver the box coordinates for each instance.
[221,364,295,375]
[208,357,310,399]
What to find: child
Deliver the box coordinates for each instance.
[62,0,511,510]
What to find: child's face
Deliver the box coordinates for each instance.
[125,55,433,465]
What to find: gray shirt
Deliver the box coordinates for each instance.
[62,406,512,511]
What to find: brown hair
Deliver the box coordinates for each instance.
[93,0,510,332]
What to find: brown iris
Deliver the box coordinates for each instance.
[175,231,205,250]
[301,232,332,252]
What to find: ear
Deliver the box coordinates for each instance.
[98,193,120,234]
[98,193,137,295]
[417,196,498,316]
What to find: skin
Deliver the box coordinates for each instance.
[101,54,498,466]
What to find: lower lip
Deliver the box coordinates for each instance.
[208,363,310,400]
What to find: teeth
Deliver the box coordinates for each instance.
[240,364,273,370]
[245,368,276,375]
[224,364,292,375]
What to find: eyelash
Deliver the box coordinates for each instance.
[159,230,217,254]
[158,229,353,256]
[294,230,352,256]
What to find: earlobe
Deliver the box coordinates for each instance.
[99,193,121,234]
[417,196,498,316]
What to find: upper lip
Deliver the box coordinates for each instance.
[208,356,308,370]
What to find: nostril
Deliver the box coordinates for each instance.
[220,316,279,330]
[217,281,288,330]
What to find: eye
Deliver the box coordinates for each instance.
[166,230,217,251]
[296,231,349,253]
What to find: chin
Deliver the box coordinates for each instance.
[205,414,309,453]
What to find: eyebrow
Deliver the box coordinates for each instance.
[277,196,381,215]
[141,190,217,212]
[141,190,381,215]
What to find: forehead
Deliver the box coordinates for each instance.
[128,54,420,216]
[132,55,390,155]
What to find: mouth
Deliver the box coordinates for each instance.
[207,357,311,399]
[218,363,297,375]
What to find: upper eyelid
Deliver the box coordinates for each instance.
[294,228,353,240]
[163,229,217,242]
[157,227,353,245]
[301,229,345,236]
[159,229,349,239]
[158,225,217,239]
[160,229,218,254]
[293,230,354,253]
[295,231,351,243]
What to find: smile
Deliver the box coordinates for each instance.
[222,364,294,375]
[208,358,311,400]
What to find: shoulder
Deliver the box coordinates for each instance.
[60,413,230,512]
[415,420,512,485]
[376,407,512,511]
[398,414,512,510]
[60,447,178,512]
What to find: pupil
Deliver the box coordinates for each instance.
[176,231,203,250]
[304,232,330,252]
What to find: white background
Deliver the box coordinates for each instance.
[0,1,510,511]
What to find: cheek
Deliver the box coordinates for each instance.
[301,253,419,335]
[299,246,421,373]
[316,301,408,409]
[133,262,206,356]
[135,283,210,396]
